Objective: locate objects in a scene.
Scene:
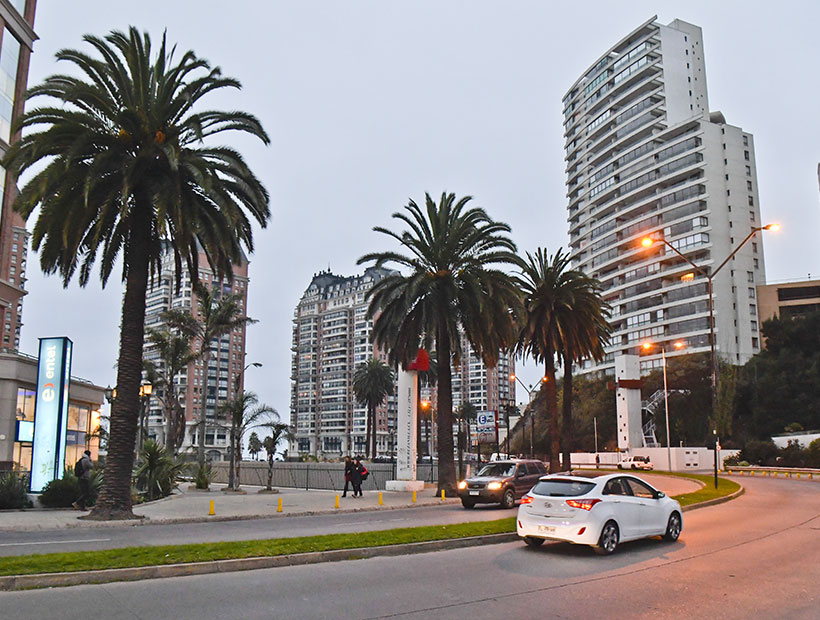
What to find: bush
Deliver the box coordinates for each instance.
[192,461,215,490]
[0,471,31,509]
[133,440,188,500]
[739,439,780,466]
[39,470,81,508]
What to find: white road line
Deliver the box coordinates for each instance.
[0,538,111,547]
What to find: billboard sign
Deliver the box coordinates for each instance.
[30,337,73,493]
[476,410,497,444]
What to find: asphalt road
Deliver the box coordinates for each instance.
[2,476,819,619]
[0,503,514,557]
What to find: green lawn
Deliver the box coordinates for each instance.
[0,472,740,578]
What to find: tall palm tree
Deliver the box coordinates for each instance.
[263,424,295,491]
[353,358,394,458]
[166,281,256,467]
[219,391,277,491]
[358,193,521,495]
[515,248,580,473]
[143,318,198,454]
[559,275,611,470]
[2,28,270,519]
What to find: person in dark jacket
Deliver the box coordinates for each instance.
[72,450,93,510]
[342,456,354,497]
[351,457,364,498]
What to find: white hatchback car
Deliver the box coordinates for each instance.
[516,473,682,555]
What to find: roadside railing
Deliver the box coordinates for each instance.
[724,465,820,480]
[211,462,439,491]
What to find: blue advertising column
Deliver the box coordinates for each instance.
[30,337,73,493]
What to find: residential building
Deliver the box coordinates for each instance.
[756,279,820,322]
[290,267,397,458]
[143,247,250,461]
[564,16,767,375]
[0,1,37,353]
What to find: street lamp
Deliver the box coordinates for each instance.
[641,223,779,419]
[510,374,546,458]
[641,340,685,471]
[138,382,153,454]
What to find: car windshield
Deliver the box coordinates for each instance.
[477,463,516,477]
[531,479,595,497]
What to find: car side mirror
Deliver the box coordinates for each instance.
[656,491,665,499]
[515,471,524,478]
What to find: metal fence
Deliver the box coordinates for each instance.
[212,462,439,491]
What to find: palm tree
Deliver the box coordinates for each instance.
[166,281,256,467]
[558,275,611,471]
[352,358,394,458]
[263,424,295,491]
[358,193,521,495]
[219,391,277,491]
[2,28,270,519]
[143,318,198,454]
[515,248,579,473]
[247,432,262,461]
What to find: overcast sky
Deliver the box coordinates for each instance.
[19,1,820,418]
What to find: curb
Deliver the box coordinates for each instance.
[0,532,519,591]
[680,484,745,511]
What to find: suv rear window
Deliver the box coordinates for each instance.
[531,479,595,497]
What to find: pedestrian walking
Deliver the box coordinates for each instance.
[351,457,364,497]
[72,450,93,510]
[342,456,353,497]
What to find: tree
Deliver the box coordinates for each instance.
[167,281,256,467]
[352,358,394,459]
[220,391,277,490]
[2,28,270,519]
[248,432,262,460]
[515,248,590,472]
[557,271,610,470]
[143,317,197,454]
[358,193,521,495]
[263,424,295,491]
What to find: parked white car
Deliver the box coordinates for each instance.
[516,473,682,555]
[617,455,654,470]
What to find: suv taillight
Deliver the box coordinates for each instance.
[520,494,534,505]
[566,498,601,511]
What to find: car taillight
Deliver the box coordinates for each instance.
[566,498,602,511]
[520,495,534,505]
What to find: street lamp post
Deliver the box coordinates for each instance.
[641,224,778,421]
[510,374,544,459]
[642,340,685,471]
[137,382,153,455]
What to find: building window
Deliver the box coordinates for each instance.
[748,196,754,206]
[750,304,756,316]
[743,135,749,146]
[751,321,758,332]
[747,271,754,282]
[748,287,755,299]
[749,210,755,221]
[747,181,753,191]
[746,165,751,176]
[744,150,750,161]
[754,258,759,269]
[752,242,758,253]
[752,337,759,349]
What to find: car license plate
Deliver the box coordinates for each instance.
[538,525,555,533]
[469,490,479,496]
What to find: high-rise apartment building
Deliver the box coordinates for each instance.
[291,267,397,457]
[564,17,766,374]
[0,1,37,353]
[143,248,250,460]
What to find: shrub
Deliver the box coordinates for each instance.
[0,471,30,509]
[39,470,80,508]
[739,439,780,466]
[133,440,188,501]
[192,461,215,490]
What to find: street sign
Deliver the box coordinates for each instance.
[476,411,496,444]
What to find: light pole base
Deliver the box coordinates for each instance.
[385,480,425,492]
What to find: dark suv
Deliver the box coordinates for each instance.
[457,460,547,509]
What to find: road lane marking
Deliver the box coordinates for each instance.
[0,538,111,547]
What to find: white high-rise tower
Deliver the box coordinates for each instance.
[564,17,767,374]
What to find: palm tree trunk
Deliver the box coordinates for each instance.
[546,349,560,473]
[197,345,211,467]
[561,351,573,471]
[365,403,372,458]
[436,319,457,496]
[87,200,151,520]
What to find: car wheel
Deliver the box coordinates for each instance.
[461,498,475,509]
[617,464,623,470]
[501,488,516,509]
[594,521,619,555]
[524,536,545,548]
[631,464,637,470]
[664,512,682,542]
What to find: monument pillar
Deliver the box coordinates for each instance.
[386,351,427,492]
[615,354,643,452]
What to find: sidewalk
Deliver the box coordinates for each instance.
[0,484,457,531]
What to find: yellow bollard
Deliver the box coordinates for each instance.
[378,492,383,506]
[335,495,340,509]
[797,474,801,479]
[412,490,417,503]
[277,498,283,513]
[208,500,215,516]
[441,489,446,501]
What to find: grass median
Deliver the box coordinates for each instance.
[0,473,741,578]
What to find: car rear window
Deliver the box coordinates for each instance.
[531,479,595,497]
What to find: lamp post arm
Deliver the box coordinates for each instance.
[711,227,764,278]
[659,238,710,280]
